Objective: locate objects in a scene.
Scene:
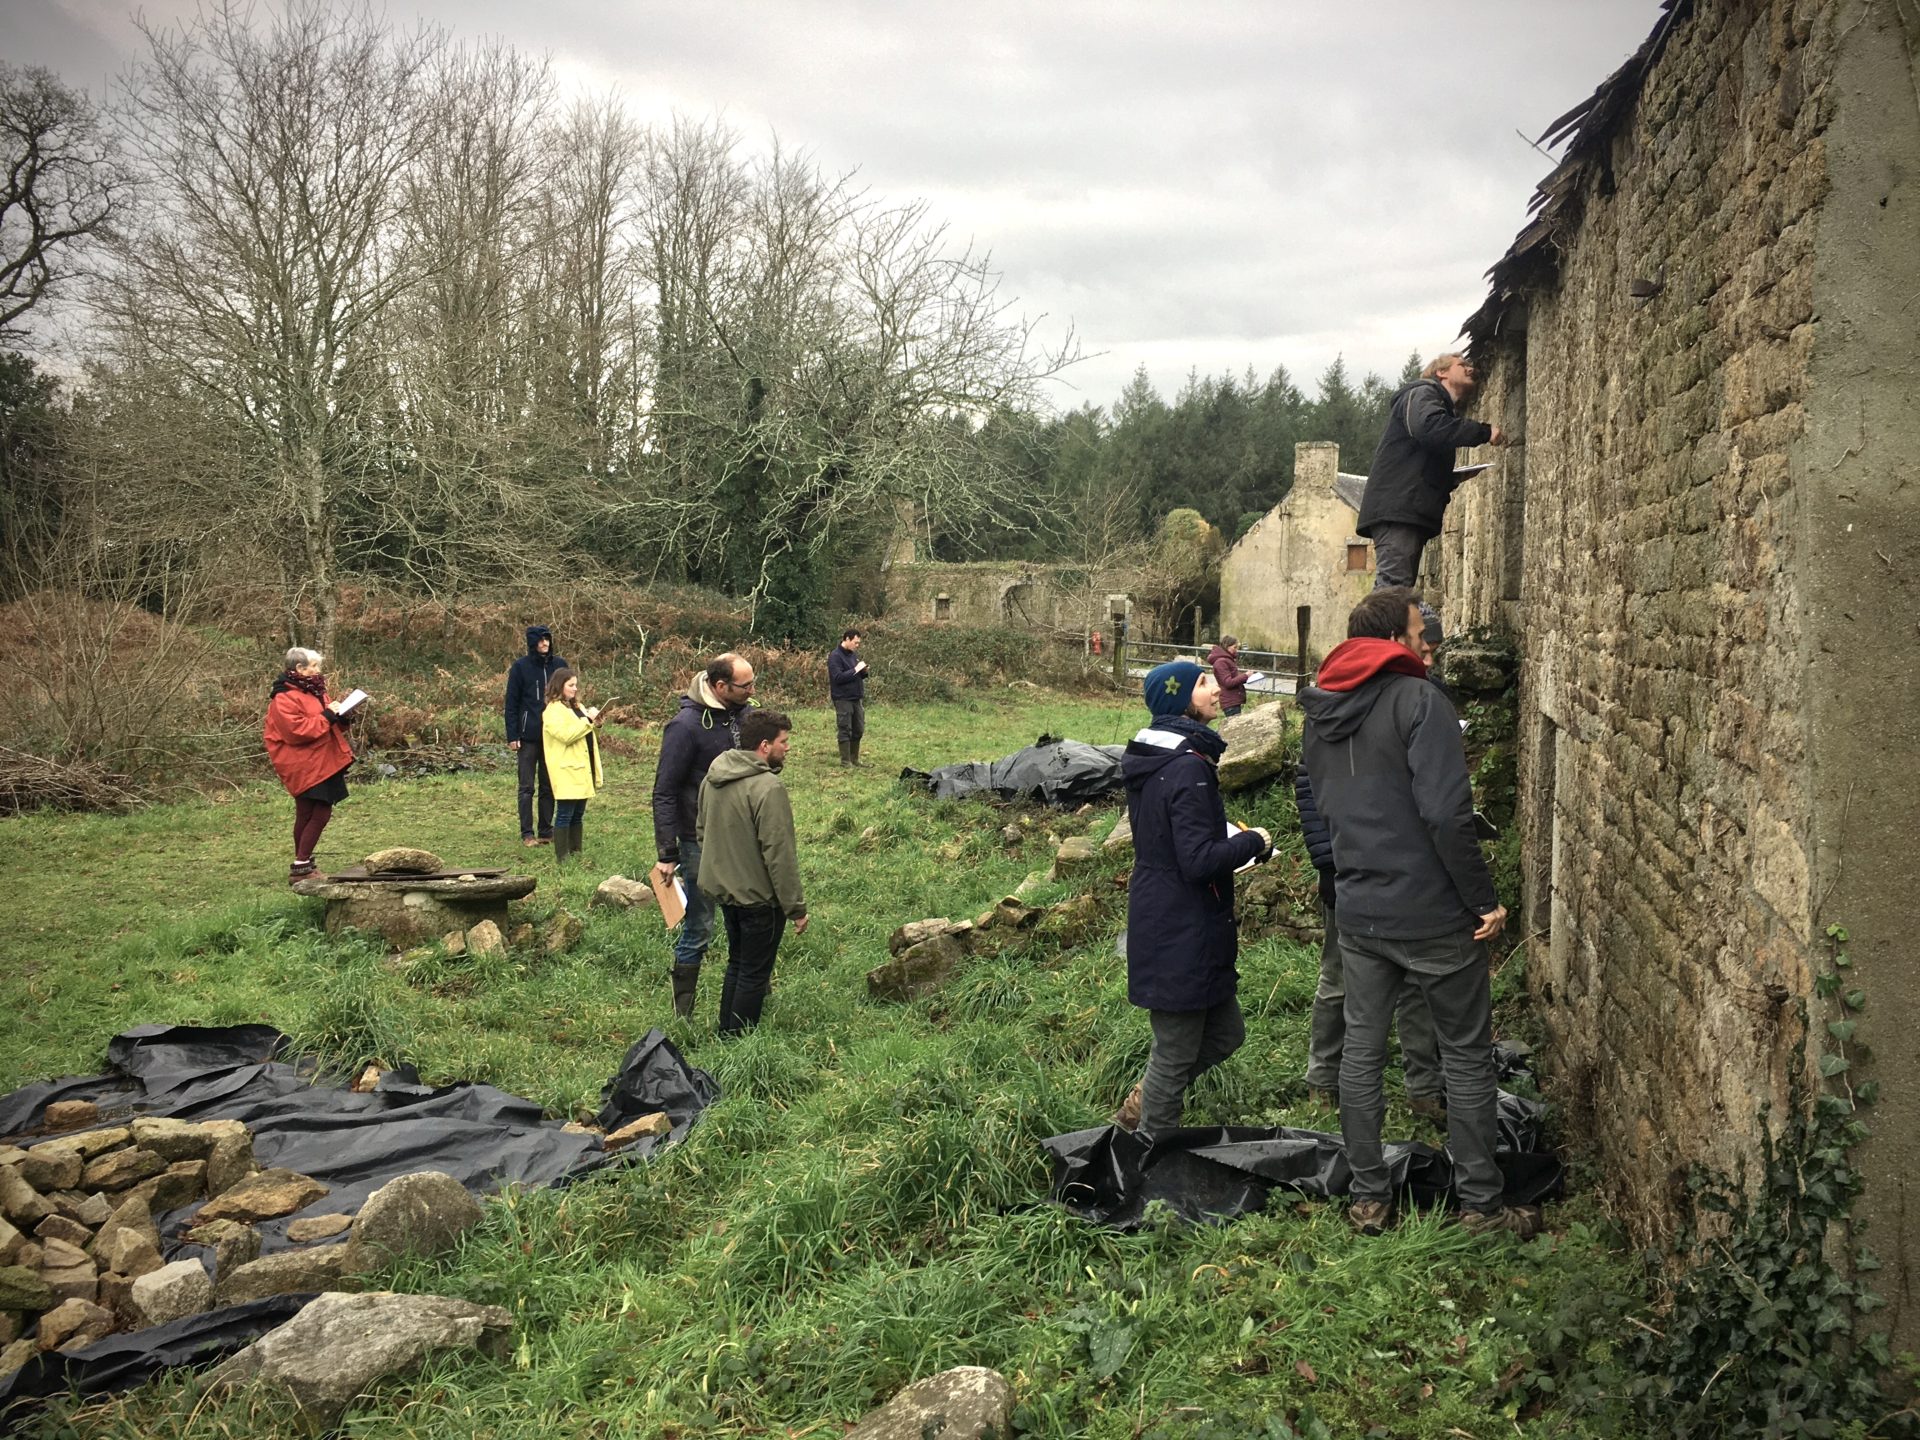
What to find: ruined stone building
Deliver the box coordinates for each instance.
[1219,441,1375,662]
[1438,0,1920,1336]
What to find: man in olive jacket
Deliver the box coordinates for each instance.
[1356,354,1502,587]
[696,709,808,1035]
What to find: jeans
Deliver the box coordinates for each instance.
[1221,704,1243,718]
[1305,902,1442,1099]
[553,797,588,829]
[718,903,785,1034]
[517,740,555,838]
[672,838,718,972]
[1370,523,1430,589]
[1138,999,1246,1138]
[1337,928,1502,1212]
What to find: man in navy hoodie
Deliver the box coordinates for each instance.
[504,625,565,846]
[1111,659,1273,1138]
[652,652,756,1018]
[1299,586,1535,1238]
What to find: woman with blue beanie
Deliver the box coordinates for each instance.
[1111,659,1274,1137]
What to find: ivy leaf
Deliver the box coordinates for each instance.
[1827,1020,1857,1044]
[1818,1053,1850,1078]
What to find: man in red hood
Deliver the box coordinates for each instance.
[1299,587,1535,1240]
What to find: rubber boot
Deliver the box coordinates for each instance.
[552,826,574,865]
[838,738,852,767]
[849,739,864,767]
[671,966,699,1020]
[569,821,584,862]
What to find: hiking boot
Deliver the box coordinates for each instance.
[1347,1199,1392,1236]
[1409,1094,1448,1124]
[288,861,317,887]
[522,836,540,848]
[1111,1084,1143,1133]
[1458,1205,1543,1239]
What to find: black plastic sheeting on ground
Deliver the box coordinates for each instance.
[902,733,1126,806]
[0,1023,717,1419]
[1044,1049,1564,1230]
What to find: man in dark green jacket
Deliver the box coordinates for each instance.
[696,709,808,1034]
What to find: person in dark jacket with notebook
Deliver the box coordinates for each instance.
[1300,586,1535,1240]
[1356,354,1501,587]
[504,625,566,846]
[1109,659,1273,1138]
[827,628,869,766]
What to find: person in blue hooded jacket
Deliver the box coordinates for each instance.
[1110,659,1274,1138]
[504,625,567,845]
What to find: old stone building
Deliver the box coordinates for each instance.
[1219,441,1375,662]
[1439,0,1920,1336]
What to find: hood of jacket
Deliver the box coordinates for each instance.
[1120,713,1225,789]
[705,747,773,788]
[1298,638,1427,743]
[525,625,553,655]
[1206,644,1234,665]
[683,673,736,713]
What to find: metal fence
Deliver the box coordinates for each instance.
[1122,638,1305,698]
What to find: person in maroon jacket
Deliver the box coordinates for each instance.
[1207,637,1252,717]
[263,647,360,885]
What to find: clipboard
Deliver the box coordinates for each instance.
[649,868,688,928]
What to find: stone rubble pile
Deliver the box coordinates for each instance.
[0,1099,486,1379]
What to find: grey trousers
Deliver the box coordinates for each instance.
[1337,929,1502,1212]
[834,697,865,746]
[1305,902,1443,1099]
[1370,523,1429,589]
[1139,999,1245,1138]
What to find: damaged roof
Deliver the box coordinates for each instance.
[1462,0,1690,352]
[1333,472,1368,511]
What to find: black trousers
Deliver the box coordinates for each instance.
[517,739,554,838]
[718,903,786,1034]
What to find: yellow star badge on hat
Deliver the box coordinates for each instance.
[1164,675,1182,693]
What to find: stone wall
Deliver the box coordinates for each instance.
[882,561,1140,637]
[1220,442,1375,661]
[1442,0,1920,1335]
[1483,0,1830,1200]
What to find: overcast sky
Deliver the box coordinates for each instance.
[12,0,1658,412]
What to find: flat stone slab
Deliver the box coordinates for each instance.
[294,875,534,901]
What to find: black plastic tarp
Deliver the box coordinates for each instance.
[1044,1050,1563,1229]
[0,1023,716,1417]
[903,733,1126,806]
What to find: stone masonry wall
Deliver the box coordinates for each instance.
[1441,0,1832,1246]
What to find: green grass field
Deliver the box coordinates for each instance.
[0,693,1642,1439]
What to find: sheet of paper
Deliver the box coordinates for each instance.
[1226,820,1259,873]
[332,688,369,715]
[1244,672,1267,686]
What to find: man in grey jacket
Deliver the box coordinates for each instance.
[696,709,808,1035]
[1299,586,1535,1239]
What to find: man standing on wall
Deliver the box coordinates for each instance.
[1356,354,1503,588]
[504,625,566,847]
[828,627,869,767]
[1299,586,1536,1238]
[652,652,756,1019]
[695,710,808,1035]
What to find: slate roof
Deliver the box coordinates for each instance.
[1332,473,1367,511]
[1462,0,1690,352]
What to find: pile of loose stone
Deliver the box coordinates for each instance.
[0,1099,484,1379]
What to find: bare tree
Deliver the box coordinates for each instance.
[0,64,128,339]
[99,1,443,654]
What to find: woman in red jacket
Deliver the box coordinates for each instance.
[263,647,359,884]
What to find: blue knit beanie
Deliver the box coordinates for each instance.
[1144,660,1205,718]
